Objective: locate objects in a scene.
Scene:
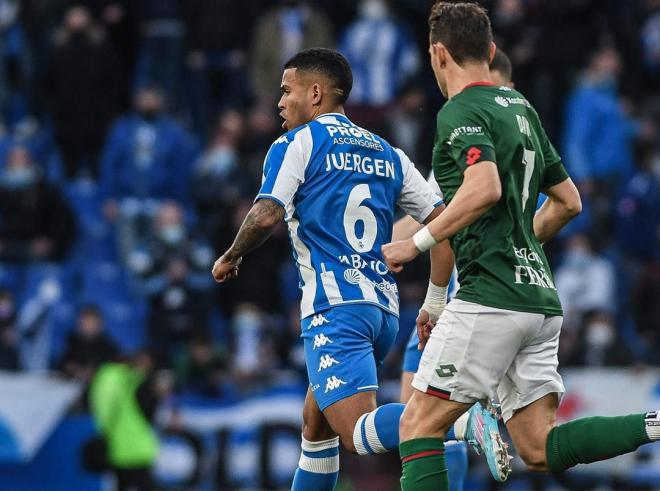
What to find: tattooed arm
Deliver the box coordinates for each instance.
[212,199,285,282]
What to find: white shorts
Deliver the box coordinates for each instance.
[412,299,565,422]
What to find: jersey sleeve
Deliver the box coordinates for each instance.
[540,129,569,189]
[439,107,497,173]
[396,148,443,223]
[426,170,443,198]
[255,126,313,208]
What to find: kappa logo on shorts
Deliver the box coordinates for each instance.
[310,314,330,328]
[324,376,347,393]
[317,354,340,372]
[435,364,457,378]
[313,333,333,349]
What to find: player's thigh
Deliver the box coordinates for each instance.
[301,305,385,418]
[400,388,471,441]
[412,299,528,404]
[301,386,336,442]
[497,315,564,423]
[505,392,559,471]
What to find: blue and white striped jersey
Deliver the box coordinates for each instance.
[257,113,441,319]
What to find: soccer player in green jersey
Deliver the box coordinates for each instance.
[382,3,660,490]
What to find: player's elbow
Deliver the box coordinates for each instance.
[256,212,282,230]
[564,194,582,218]
[480,181,502,207]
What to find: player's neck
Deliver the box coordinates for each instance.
[311,104,346,120]
[446,64,492,99]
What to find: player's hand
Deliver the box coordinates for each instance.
[416,309,435,351]
[212,255,242,283]
[382,239,419,272]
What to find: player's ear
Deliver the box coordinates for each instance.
[433,43,449,68]
[488,43,497,64]
[311,83,322,106]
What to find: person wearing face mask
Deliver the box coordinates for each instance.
[0,146,75,262]
[554,233,616,333]
[250,0,334,106]
[338,0,420,137]
[191,111,255,247]
[562,46,645,243]
[127,201,213,367]
[43,5,123,178]
[99,86,199,266]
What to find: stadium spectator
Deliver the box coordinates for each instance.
[562,46,640,240]
[174,333,230,397]
[0,0,33,126]
[43,5,122,178]
[230,304,278,388]
[89,351,163,491]
[616,143,660,263]
[339,0,419,136]
[190,110,254,246]
[133,0,184,111]
[250,0,333,107]
[490,0,537,94]
[217,200,289,317]
[641,0,660,79]
[127,201,213,367]
[632,261,660,364]
[387,82,435,166]
[555,233,616,332]
[184,0,257,133]
[0,146,75,262]
[60,305,119,383]
[100,86,198,263]
[562,310,632,367]
[0,287,18,370]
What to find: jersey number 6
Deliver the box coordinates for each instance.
[343,184,377,253]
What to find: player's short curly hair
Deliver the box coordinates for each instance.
[284,48,353,104]
[429,2,493,66]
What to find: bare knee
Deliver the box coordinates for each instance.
[517,445,549,472]
[339,433,358,454]
[399,392,467,441]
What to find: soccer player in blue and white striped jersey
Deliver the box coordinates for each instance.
[213,48,454,490]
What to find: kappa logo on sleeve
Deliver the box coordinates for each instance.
[466,147,482,166]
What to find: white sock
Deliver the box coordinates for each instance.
[453,412,469,441]
[645,411,660,441]
[298,435,340,473]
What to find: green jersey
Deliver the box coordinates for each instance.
[433,83,569,316]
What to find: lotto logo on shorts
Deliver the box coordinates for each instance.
[318,354,340,372]
[310,314,330,327]
[435,364,457,378]
[313,334,333,349]
[324,376,346,393]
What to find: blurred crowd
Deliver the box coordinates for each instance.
[0,0,658,410]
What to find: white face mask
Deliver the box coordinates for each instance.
[204,146,237,176]
[160,225,185,245]
[360,0,388,20]
[586,321,614,348]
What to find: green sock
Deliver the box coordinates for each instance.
[546,413,651,473]
[400,438,447,491]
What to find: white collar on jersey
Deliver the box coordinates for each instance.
[314,112,347,120]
